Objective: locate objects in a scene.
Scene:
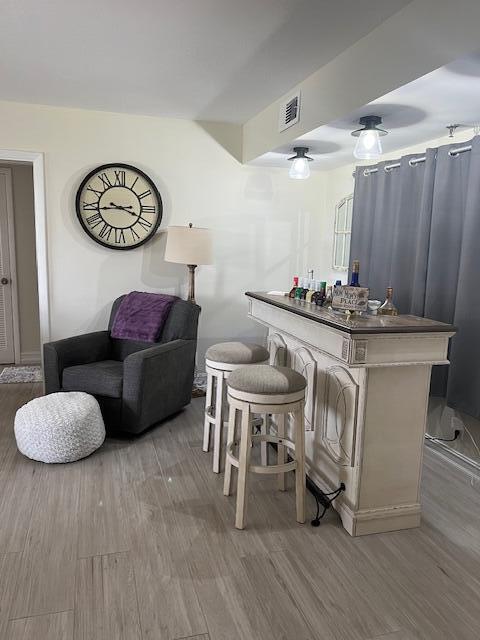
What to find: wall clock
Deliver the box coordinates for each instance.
[76,163,162,250]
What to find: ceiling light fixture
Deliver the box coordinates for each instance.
[351,115,388,160]
[446,123,461,138]
[288,147,313,179]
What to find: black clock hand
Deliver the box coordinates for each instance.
[109,202,133,209]
[110,202,137,216]
[99,203,136,216]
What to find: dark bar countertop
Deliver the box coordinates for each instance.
[246,292,456,336]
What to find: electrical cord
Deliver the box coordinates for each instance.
[428,429,460,442]
[427,427,480,458]
[265,443,346,527]
[311,483,345,527]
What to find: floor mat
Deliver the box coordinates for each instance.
[0,365,43,384]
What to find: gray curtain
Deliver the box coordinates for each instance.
[350,136,480,418]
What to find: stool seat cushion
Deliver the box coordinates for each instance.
[206,341,269,365]
[227,365,306,395]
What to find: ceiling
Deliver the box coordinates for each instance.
[0,0,411,123]
[254,50,480,170]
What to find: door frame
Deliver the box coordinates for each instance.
[0,150,50,355]
[0,167,21,363]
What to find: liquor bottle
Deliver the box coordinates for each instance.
[323,285,333,307]
[349,260,360,287]
[301,278,309,301]
[295,278,304,300]
[313,282,321,306]
[315,281,326,306]
[378,287,398,316]
[289,276,299,298]
[305,280,315,304]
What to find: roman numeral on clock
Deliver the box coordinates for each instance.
[83,201,99,211]
[137,189,151,200]
[115,228,126,244]
[86,212,102,229]
[141,205,156,214]
[99,222,113,241]
[137,216,152,231]
[98,173,112,189]
[87,185,103,198]
[130,227,140,241]
[114,170,126,186]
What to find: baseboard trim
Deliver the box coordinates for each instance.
[425,436,480,475]
[269,419,422,537]
[343,503,421,536]
[304,462,420,537]
[19,351,41,364]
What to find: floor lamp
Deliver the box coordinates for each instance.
[164,223,213,304]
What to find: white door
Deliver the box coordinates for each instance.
[0,169,16,364]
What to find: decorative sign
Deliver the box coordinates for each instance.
[332,286,369,312]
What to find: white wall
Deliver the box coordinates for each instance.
[3,100,470,371]
[0,100,332,366]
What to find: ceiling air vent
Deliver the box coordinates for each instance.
[278,92,301,132]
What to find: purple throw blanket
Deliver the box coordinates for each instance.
[111,291,177,342]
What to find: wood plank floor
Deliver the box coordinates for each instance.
[0,382,479,639]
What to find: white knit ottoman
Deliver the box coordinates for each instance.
[14,392,105,463]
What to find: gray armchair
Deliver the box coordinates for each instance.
[43,295,200,434]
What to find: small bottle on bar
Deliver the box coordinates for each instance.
[295,278,304,300]
[305,280,316,304]
[311,281,321,305]
[301,278,309,301]
[323,285,333,307]
[378,287,398,316]
[349,260,360,287]
[289,276,299,298]
[316,281,326,306]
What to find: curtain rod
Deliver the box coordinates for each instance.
[352,144,473,177]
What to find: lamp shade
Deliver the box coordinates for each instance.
[289,156,311,179]
[353,129,382,160]
[351,115,387,160]
[164,224,213,266]
[288,146,313,180]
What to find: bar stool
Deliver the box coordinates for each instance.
[223,364,307,530]
[203,342,270,473]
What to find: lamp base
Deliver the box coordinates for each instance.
[187,264,197,304]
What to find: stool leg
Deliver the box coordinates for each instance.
[235,405,251,530]
[277,414,287,491]
[213,372,224,473]
[223,404,236,497]
[260,413,269,466]
[294,404,306,524]
[202,369,214,452]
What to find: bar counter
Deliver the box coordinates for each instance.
[246,292,456,536]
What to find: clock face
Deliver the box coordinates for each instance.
[76,163,162,250]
